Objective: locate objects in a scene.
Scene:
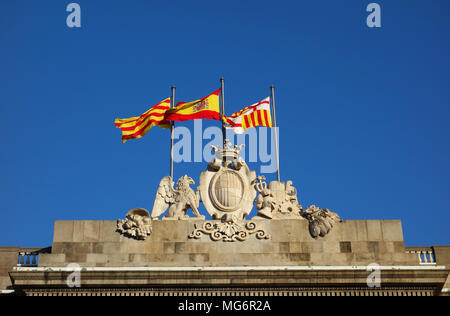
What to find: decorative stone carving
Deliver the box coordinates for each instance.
[253,176,304,219]
[252,176,341,238]
[189,216,270,242]
[198,140,257,221]
[116,208,152,240]
[129,140,340,240]
[151,175,205,220]
[301,205,341,238]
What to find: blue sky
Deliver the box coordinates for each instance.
[1,0,449,247]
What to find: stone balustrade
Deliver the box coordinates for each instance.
[405,247,436,265]
[16,248,51,267]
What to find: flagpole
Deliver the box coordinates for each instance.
[170,86,175,179]
[270,85,281,182]
[220,77,226,152]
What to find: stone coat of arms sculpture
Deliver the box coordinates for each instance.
[117,140,341,241]
[198,141,256,221]
[188,141,270,241]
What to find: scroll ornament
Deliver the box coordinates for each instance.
[189,215,270,242]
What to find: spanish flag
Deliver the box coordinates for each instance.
[224,97,272,134]
[164,89,221,122]
[115,98,171,143]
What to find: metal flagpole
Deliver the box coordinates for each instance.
[170,86,175,179]
[220,77,226,151]
[270,85,281,181]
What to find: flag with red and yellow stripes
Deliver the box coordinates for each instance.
[224,97,272,134]
[114,98,171,143]
[164,89,221,122]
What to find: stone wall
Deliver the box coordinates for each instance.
[0,247,20,291]
[434,246,450,267]
[39,219,419,267]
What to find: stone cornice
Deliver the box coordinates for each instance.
[10,267,449,288]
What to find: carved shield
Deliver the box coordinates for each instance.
[199,159,256,220]
[210,169,246,212]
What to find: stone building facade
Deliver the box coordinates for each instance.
[2,145,449,296]
[2,219,449,296]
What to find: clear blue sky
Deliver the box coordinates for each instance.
[1,0,449,247]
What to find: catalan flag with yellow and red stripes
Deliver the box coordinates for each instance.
[224,97,273,134]
[114,98,171,143]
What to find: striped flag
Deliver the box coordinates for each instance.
[114,98,171,143]
[164,89,221,122]
[224,97,273,134]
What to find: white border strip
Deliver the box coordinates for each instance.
[0,290,15,294]
[13,265,446,272]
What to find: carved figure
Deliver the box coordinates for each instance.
[210,141,245,170]
[301,205,340,238]
[254,176,303,219]
[116,208,152,240]
[253,176,341,237]
[151,175,204,220]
